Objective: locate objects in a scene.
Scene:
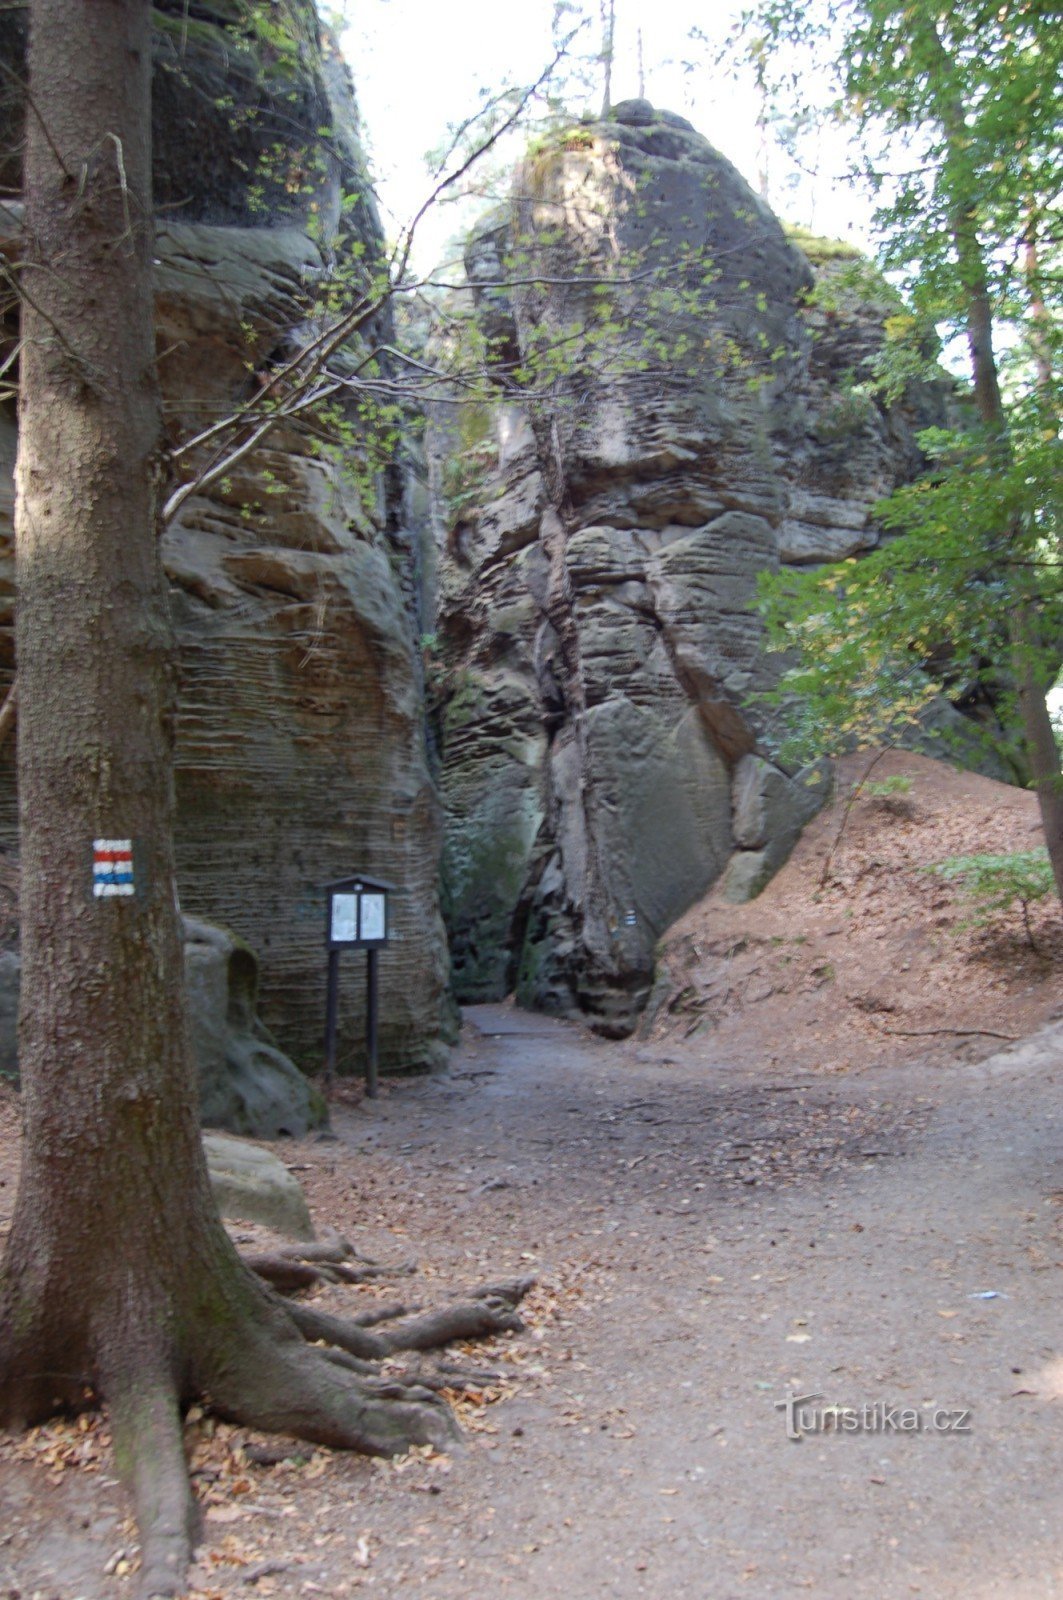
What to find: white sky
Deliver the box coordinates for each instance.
[338,0,876,271]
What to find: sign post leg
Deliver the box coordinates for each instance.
[324,947,340,1089]
[365,945,379,1099]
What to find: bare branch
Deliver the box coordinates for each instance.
[161,379,343,524]
[414,268,658,293]
[0,54,70,178]
[389,37,578,290]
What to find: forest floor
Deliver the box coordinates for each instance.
[1,749,1063,1598]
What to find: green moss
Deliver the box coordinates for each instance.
[520,128,611,203]
[783,223,864,265]
[443,671,488,732]
[457,401,495,453]
[444,822,529,915]
[514,928,547,1000]
[440,444,495,522]
[154,12,227,46]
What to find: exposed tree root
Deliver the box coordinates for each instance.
[205,1317,460,1459]
[354,1301,421,1327]
[241,1229,417,1291]
[376,1296,526,1352]
[460,1275,536,1304]
[283,1275,531,1361]
[107,1377,198,1600]
[0,1236,534,1600]
[393,1358,508,1394]
[285,1299,392,1359]
[243,1254,328,1292]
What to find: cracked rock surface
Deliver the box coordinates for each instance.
[430,102,943,1032]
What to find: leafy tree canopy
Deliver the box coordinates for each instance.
[738,0,1063,881]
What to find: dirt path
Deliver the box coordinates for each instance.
[2,1003,1063,1598]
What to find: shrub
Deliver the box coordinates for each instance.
[927,850,1054,951]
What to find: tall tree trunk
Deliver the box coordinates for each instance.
[600,0,615,116]
[925,21,1063,904]
[1022,211,1054,398]
[0,6,457,1595]
[954,228,1063,906]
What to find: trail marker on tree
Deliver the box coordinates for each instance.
[92,839,135,899]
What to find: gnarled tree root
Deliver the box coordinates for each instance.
[0,1253,534,1600]
[240,1229,414,1291]
[108,1378,199,1600]
[206,1313,460,1457]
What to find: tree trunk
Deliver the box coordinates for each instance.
[957,240,1063,902]
[925,21,1063,904]
[600,0,615,116]
[0,7,471,1595]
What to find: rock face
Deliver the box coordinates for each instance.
[186,918,328,1138]
[0,915,327,1138]
[430,102,944,1034]
[156,216,453,1074]
[0,3,455,1074]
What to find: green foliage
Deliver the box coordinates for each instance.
[783,224,863,266]
[758,418,1063,765]
[926,850,1055,948]
[812,370,877,439]
[440,440,497,521]
[738,2,1063,340]
[864,775,912,798]
[739,0,1063,852]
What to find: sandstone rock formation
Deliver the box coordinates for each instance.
[0,3,454,1074]
[156,215,453,1074]
[2,913,325,1139]
[430,101,947,1034]
[186,917,327,1138]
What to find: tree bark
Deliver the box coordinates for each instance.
[0,7,468,1595]
[955,240,1063,904]
[600,0,615,117]
[923,21,1063,904]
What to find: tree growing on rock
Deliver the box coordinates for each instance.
[0,4,529,1595]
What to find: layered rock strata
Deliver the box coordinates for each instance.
[0,3,453,1073]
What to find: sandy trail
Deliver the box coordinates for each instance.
[5,999,1062,1598]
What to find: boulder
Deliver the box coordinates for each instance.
[725,755,831,901]
[185,918,327,1139]
[203,1132,315,1241]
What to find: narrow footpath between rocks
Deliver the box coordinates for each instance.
[2,1001,1063,1599]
